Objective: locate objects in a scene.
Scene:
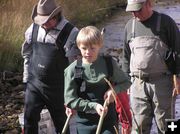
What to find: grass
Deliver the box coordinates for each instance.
[0,0,36,72]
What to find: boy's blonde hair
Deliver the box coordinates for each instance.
[76,26,103,47]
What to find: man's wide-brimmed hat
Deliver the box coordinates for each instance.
[31,0,62,25]
[126,0,146,12]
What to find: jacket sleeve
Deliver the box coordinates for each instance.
[21,24,33,83]
[167,18,180,75]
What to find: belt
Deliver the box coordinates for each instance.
[131,72,171,82]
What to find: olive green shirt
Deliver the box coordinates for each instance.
[64,56,131,113]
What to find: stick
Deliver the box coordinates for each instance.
[113,125,119,134]
[61,114,72,134]
[96,99,108,134]
[104,78,117,103]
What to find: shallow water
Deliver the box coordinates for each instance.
[155,2,180,29]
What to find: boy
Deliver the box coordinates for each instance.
[64,26,131,133]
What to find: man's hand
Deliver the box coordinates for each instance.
[173,76,180,96]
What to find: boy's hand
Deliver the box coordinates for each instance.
[65,107,76,116]
[95,103,108,116]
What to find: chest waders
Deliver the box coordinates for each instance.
[26,22,74,133]
[129,14,171,134]
[129,15,169,76]
[29,22,74,90]
[74,56,118,134]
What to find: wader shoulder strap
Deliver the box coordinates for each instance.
[103,56,113,80]
[131,17,136,39]
[32,23,39,43]
[74,59,84,87]
[74,56,113,87]
[74,57,114,99]
[56,22,74,49]
[74,59,83,79]
[131,14,161,39]
[156,13,161,35]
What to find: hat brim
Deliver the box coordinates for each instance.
[31,5,61,25]
[126,3,143,12]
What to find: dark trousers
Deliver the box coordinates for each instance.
[24,83,68,134]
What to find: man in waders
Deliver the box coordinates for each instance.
[122,0,180,133]
[21,0,80,133]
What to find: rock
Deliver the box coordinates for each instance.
[0,71,23,133]
[4,129,19,134]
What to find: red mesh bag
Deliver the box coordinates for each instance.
[116,91,132,133]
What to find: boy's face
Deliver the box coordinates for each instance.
[78,43,101,64]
